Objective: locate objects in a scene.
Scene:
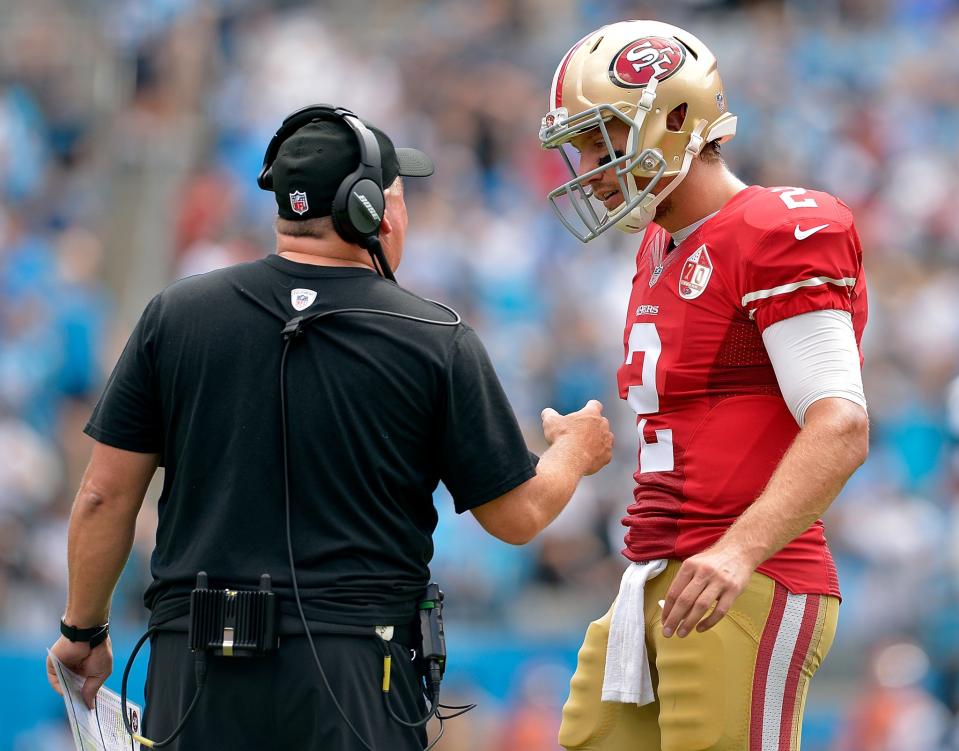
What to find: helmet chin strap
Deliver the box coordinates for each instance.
[615,119,707,234]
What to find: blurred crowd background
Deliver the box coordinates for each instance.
[2,0,959,748]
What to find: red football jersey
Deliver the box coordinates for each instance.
[616,185,867,597]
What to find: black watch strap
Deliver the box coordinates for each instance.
[60,619,110,648]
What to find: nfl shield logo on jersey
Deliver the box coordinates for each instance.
[290,190,309,215]
[679,245,713,300]
[291,288,317,311]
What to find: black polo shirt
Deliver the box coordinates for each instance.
[85,255,536,627]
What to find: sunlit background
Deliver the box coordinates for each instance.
[2,0,958,749]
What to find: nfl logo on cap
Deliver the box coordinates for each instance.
[290,190,309,216]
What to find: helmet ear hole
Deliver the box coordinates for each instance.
[666,103,688,132]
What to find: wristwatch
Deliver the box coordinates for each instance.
[60,618,110,648]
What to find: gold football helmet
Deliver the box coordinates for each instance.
[540,20,737,242]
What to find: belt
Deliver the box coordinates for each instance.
[152,612,418,648]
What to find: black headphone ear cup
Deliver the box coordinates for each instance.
[329,205,352,245]
[257,166,273,191]
[331,177,384,244]
[346,179,385,237]
[331,179,358,244]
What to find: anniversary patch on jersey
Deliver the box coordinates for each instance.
[679,244,713,300]
[609,37,686,89]
[291,288,317,311]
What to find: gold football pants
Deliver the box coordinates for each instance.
[559,561,839,751]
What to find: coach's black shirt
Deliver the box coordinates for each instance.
[85,255,536,627]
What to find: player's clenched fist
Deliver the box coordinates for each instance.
[541,400,614,475]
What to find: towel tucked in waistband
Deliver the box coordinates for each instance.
[601,559,667,705]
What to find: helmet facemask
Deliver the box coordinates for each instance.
[541,98,668,243]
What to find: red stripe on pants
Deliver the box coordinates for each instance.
[777,595,820,751]
[750,583,788,751]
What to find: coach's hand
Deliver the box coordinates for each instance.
[472,400,614,544]
[46,635,113,710]
[541,400,614,476]
[661,545,753,637]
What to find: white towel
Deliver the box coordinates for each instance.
[601,559,667,705]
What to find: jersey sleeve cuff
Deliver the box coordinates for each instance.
[83,423,162,454]
[451,463,537,515]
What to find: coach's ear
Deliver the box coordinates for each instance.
[378,178,407,271]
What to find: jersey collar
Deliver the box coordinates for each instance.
[671,210,720,246]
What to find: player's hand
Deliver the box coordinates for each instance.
[46,635,113,709]
[541,399,614,475]
[661,545,753,637]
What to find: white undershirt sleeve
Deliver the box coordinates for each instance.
[761,309,867,427]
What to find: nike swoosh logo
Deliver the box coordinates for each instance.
[794,223,829,240]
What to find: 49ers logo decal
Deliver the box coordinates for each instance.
[609,37,686,88]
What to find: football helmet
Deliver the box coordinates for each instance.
[540,20,737,242]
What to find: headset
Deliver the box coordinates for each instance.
[258,104,395,281]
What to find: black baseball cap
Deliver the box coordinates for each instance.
[271,118,434,220]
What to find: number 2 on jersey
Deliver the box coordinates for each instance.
[625,323,674,473]
[771,186,818,210]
